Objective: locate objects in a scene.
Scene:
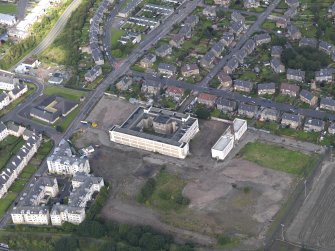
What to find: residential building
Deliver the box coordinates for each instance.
[285,0,299,8]
[84,65,102,82]
[200,51,216,68]
[197,93,217,107]
[299,37,317,48]
[242,39,256,54]
[118,32,141,45]
[48,76,63,85]
[155,44,172,57]
[328,2,335,16]
[141,80,162,95]
[319,40,335,55]
[238,103,258,118]
[214,0,230,6]
[299,90,318,106]
[224,58,239,74]
[259,108,280,122]
[165,86,185,100]
[258,82,276,95]
[217,72,232,89]
[169,34,184,48]
[231,11,245,24]
[287,68,305,82]
[7,83,27,100]
[0,14,16,26]
[244,0,260,8]
[280,82,300,97]
[181,64,199,77]
[230,21,244,35]
[184,15,199,28]
[211,41,225,58]
[179,25,192,39]
[271,58,285,73]
[271,46,283,58]
[284,7,298,18]
[211,131,234,160]
[203,6,216,17]
[320,97,335,111]
[158,63,177,77]
[116,76,132,91]
[109,107,200,159]
[21,58,40,69]
[287,24,301,40]
[0,122,8,141]
[281,113,302,129]
[220,32,234,47]
[47,140,90,175]
[11,206,50,225]
[315,68,334,82]
[276,17,288,28]
[233,49,248,64]
[253,33,271,46]
[140,54,157,68]
[216,98,237,113]
[0,70,19,90]
[234,80,253,92]
[0,92,10,110]
[329,122,335,134]
[304,118,325,132]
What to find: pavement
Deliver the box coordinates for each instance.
[9,0,83,71]
[16,0,29,21]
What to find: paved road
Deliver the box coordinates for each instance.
[9,0,83,71]
[16,0,29,21]
[199,0,282,87]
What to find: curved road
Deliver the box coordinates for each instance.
[10,0,83,71]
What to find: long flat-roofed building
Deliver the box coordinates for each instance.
[211,131,234,160]
[109,107,199,159]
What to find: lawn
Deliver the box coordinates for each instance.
[10,179,27,193]
[142,169,189,211]
[0,136,25,171]
[0,192,17,218]
[54,107,80,132]
[0,3,16,14]
[44,85,87,101]
[111,28,125,47]
[240,141,318,175]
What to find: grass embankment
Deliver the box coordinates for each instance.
[0,138,53,218]
[0,136,25,170]
[0,3,16,14]
[240,141,318,175]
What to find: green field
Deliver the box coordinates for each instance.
[0,192,17,217]
[110,28,125,47]
[0,136,25,171]
[240,141,318,175]
[0,3,16,14]
[54,107,80,131]
[44,86,87,101]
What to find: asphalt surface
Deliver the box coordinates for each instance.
[16,0,29,21]
[9,0,83,71]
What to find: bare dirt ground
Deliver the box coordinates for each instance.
[71,97,322,249]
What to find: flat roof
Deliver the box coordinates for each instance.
[233,118,246,132]
[212,134,234,151]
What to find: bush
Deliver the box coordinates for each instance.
[137,178,156,203]
[54,237,78,251]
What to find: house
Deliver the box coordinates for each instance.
[287,68,305,82]
[230,21,244,35]
[271,46,283,58]
[140,54,157,68]
[280,83,300,97]
[155,44,172,57]
[271,58,285,73]
[224,58,239,74]
[299,37,317,48]
[21,58,40,69]
[253,33,271,46]
[328,2,335,16]
[315,68,334,82]
[48,76,63,85]
[116,76,132,91]
[299,89,318,106]
[258,82,276,95]
[158,63,177,77]
[214,0,230,6]
[197,93,217,107]
[203,6,216,17]
[233,49,248,64]
[304,118,325,132]
[184,15,199,28]
[217,72,233,89]
[0,92,10,110]
[281,113,302,129]
[200,51,216,68]
[0,122,8,141]
[242,39,256,54]
[91,47,104,65]
[220,32,234,47]
[181,64,199,77]
[284,7,298,18]
[211,41,225,58]
[118,32,141,44]
[179,25,192,39]
[329,122,335,134]
[234,80,253,92]
[319,40,335,56]
[244,0,260,8]
[285,0,299,8]
[0,14,16,26]
[141,80,162,95]
[320,97,335,111]
[276,17,288,28]
[169,34,184,48]
[259,108,280,122]
[84,65,102,82]
[231,11,245,24]
[216,98,237,113]
[333,51,335,62]
[165,86,185,100]
[238,103,258,118]
[8,83,27,100]
[287,24,301,40]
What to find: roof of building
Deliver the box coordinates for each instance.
[258,82,276,90]
[198,92,217,102]
[282,112,300,122]
[280,82,300,92]
[300,89,315,101]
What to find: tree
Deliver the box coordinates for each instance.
[55,125,63,132]
[194,104,211,120]
[54,237,78,251]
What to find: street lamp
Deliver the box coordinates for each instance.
[281,224,285,241]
